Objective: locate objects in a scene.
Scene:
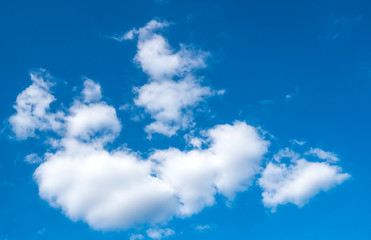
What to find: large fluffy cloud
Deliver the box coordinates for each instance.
[35,117,268,229]
[122,20,217,137]
[35,140,178,230]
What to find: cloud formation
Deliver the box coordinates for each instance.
[8,20,351,236]
[121,20,217,136]
[259,148,350,210]
[11,72,268,230]
[9,69,64,139]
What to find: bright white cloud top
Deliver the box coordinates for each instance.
[8,19,351,235]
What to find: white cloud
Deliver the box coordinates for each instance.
[305,148,339,163]
[9,69,64,139]
[130,234,145,240]
[134,77,213,136]
[65,102,121,143]
[195,224,211,232]
[120,20,214,136]
[9,19,352,233]
[35,141,178,230]
[25,153,43,164]
[11,70,269,230]
[259,158,350,210]
[126,20,208,81]
[273,147,300,162]
[290,139,306,146]
[146,228,175,239]
[81,78,102,103]
[34,119,268,229]
[151,122,269,216]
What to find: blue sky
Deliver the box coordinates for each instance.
[1,0,371,239]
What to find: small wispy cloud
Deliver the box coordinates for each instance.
[285,87,299,101]
[194,224,212,232]
[321,14,363,41]
[146,228,175,239]
[290,139,306,146]
[130,233,145,240]
[25,153,43,164]
[305,147,339,163]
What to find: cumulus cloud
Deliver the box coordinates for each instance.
[35,141,178,230]
[125,20,208,81]
[151,122,269,216]
[65,102,121,143]
[9,69,64,139]
[134,76,213,136]
[35,120,268,229]
[120,20,216,136]
[259,148,350,210]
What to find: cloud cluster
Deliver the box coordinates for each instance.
[122,20,217,136]
[8,20,351,237]
[11,70,268,230]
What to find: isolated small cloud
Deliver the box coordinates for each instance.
[81,78,102,103]
[259,150,350,210]
[305,148,339,163]
[146,228,175,239]
[290,139,306,146]
[285,87,299,101]
[323,14,363,40]
[194,224,212,232]
[25,153,43,164]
